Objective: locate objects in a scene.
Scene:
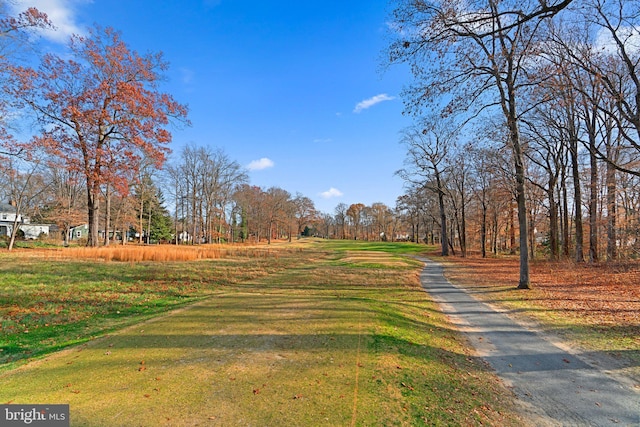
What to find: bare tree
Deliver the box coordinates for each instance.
[334,203,348,240]
[523,102,569,260]
[292,193,318,238]
[43,163,85,246]
[389,0,571,287]
[397,121,455,256]
[165,145,247,244]
[264,187,291,244]
[0,152,49,250]
[396,190,423,243]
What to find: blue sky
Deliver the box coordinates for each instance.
[14,0,413,214]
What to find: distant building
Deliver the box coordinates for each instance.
[69,224,89,240]
[0,202,51,239]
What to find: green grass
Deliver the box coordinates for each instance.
[0,251,305,370]
[317,239,433,255]
[0,240,522,426]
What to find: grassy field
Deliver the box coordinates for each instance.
[0,245,304,370]
[0,240,522,426]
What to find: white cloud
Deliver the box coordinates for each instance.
[12,0,86,44]
[595,26,640,55]
[353,94,395,113]
[320,187,343,199]
[313,138,333,143]
[247,157,274,171]
[180,67,195,84]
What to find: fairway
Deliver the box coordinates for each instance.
[0,241,521,426]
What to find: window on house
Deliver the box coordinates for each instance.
[1,214,6,220]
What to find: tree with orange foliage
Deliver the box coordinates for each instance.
[346,203,366,240]
[10,27,189,246]
[0,4,51,156]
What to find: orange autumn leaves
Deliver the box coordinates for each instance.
[440,254,640,327]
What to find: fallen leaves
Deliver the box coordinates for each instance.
[401,382,415,391]
[253,384,267,395]
[441,255,640,327]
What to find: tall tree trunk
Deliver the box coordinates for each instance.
[448,224,456,256]
[435,172,449,256]
[509,203,516,254]
[120,211,127,246]
[174,192,179,246]
[63,224,70,247]
[509,122,530,289]
[561,179,570,258]
[606,157,617,261]
[104,184,111,247]
[138,196,144,244]
[570,136,584,262]
[147,208,152,244]
[548,186,559,260]
[87,185,100,247]
[588,123,599,263]
[492,210,499,255]
[499,51,530,288]
[529,207,535,260]
[460,190,467,257]
[7,212,21,252]
[481,200,487,258]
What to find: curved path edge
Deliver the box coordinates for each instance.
[417,257,640,427]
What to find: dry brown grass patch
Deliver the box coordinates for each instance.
[40,244,292,263]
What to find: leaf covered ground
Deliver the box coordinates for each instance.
[433,252,640,371]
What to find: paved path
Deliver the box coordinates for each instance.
[418,257,640,427]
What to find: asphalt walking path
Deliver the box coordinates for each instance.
[418,257,640,427]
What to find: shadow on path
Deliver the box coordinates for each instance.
[418,257,640,427]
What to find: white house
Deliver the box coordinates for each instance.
[0,202,51,240]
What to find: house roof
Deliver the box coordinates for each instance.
[0,203,17,213]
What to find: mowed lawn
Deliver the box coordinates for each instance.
[0,240,522,426]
